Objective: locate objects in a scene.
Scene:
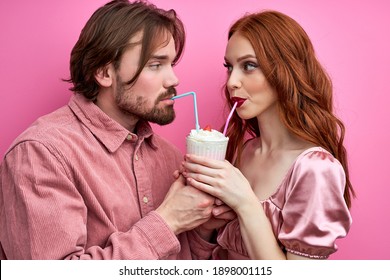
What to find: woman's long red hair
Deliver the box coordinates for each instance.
[223,11,355,208]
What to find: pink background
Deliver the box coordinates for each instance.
[1,1,389,259]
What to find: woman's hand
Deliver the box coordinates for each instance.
[182,154,257,213]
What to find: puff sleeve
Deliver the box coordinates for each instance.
[278,149,352,259]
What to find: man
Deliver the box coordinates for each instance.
[0,0,230,259]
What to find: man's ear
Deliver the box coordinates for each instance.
[94,64,114,87]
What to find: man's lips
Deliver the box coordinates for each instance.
[161,95,175,101]
[231,97,246,108]
[158,94,175,105]
[159,93,176,101]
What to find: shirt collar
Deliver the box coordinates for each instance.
[68,94,158,152]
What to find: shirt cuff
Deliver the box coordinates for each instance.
[134,211,180,259]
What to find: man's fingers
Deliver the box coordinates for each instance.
[172,169,180,179]
[215,198,224,206]
[212,205,236,219]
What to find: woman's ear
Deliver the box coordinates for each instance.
[94,64,114,88]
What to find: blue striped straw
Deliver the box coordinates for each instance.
[171,91,200,131]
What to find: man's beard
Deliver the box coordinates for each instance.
[115,78,177,125]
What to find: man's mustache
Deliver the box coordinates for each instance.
[156,87,177,103]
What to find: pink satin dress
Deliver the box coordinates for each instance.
[213,147,352,259]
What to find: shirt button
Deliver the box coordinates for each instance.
[126,134,132,141]
[143,196,148,204]
[135,154,139,161]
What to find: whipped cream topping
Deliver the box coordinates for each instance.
[188,129,228,142]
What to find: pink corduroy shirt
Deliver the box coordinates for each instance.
[0,93,216,260]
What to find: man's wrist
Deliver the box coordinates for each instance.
[155,207,180,235]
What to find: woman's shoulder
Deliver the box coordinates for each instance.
[269,146,345,202]
[285,146,346,195]
[293,147,343,172]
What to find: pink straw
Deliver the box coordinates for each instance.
[222,102,238,136]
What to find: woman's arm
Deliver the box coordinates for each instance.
[183,154,289,260]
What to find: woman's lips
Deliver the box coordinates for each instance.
[231,97,246,108]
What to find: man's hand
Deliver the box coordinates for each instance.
[156,174,215,235]
[195,200,236,241]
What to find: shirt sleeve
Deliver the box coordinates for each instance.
[278,150,352,259]
[0,141,180,259]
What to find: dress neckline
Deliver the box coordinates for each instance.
[258,146,328,202]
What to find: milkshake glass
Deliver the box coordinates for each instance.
[186,128,228,160]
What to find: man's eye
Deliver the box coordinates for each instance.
[149,63,161,70]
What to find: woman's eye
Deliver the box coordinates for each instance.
[243,62,258,71]
[223,63,233,72]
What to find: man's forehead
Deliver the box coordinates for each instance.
[128,30,172,45]
[125,30,176,59]
[128,31,143,45]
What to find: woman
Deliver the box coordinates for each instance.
[183,10,354,260]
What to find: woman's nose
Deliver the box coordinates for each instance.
[226,71,242,90]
